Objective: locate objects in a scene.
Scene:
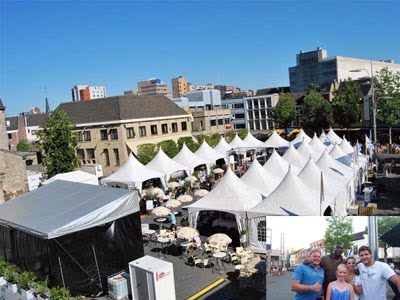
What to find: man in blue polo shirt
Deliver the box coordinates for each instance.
[291,249,324,300]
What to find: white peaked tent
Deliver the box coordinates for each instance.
[214,137,231,155]
[292,129,312,147]
[240,160,276,197]
[195,140,226,165]
[297,140,320,162]
[319,130,332,145]
[229,134,249,149]
[327,127,343,144]
[173,143,210,174]
[310,133,328,160]
[263,149,301,178]
[186,168,263,238]
[248,165,318,216]
[146,148,190,181]
[339,137,354,155]
[243,132,265,148]
[101,153,166,191]
[282,144,307,169]
[329,144,354,168]
[298,158,347,216]
[44,170,98,186]
[264,131,290,148]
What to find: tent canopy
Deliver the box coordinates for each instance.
[43,170,98,186]
[243,132,265,148]
[213,137,231,155]
[228,134,249,149]
[173,143,210,174]
[282,144,307,169]
[292,129,312,147]
[101,153,166,190]
[380,222,400,247]
[195,140,226,165]
[0,180,139,239]
[264,131,290,148]
[326,127,343,144]
[240,159,276,197]
[146,148,189,181]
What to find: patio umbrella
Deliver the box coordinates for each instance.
[194,189,209,197]
[380,223,400,247]
[213,168,225,174]
[178,194,193,203]
[150,187,165,198]
[151,206,171,217]
[168,181,180,189]
[164,199,182,208]
[208,233,232,246]
[185,175,198,183]
[176,227,200,240]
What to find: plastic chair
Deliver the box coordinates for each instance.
[236,247,245,257]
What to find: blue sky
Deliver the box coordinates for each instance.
[1,0,399,116]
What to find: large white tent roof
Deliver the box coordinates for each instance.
[146,148,190,181]
[329,144,354,168]
[263,149,300,178]
[240,160,276,197]
[297,140,319,162]
[319,130,333,146]
[195,140,226,164]
[327,127,343,144]
[339,137,354,155]
[213,137,231,155]
[309,133,328,159]
[317,151,353,180]
[292,129,312,147]
[248,166,318,216]
[101,153,165,190]
[173,143,209,174]
[228,134,249,149]
[264,131,290,148]
[44,170,98,186]
[0,180,138,239]
[186,168,263,214]
[282,144,307,169]
[243,132,265,148]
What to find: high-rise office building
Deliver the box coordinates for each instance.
[71,85,106,101]
[171,76,188,98]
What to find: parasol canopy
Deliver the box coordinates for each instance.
[194,189,209,197]
[213,168,225,174]
[167,181,180,189]
[185,175,198,183]
[176,227,200,240]
[207,233,232,246]
[164,199,182,208]
[151,206,171,217]
[178,194,193,203]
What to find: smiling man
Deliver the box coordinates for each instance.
[291,249,324,300]
[320,242,345,296]
[357,245,400,300]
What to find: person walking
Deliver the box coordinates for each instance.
[357,245,400,300]
[326,264,354,300]
[345,257,362,300]
[321,242,345,296]
[291,249,324,300]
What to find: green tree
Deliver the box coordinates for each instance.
[378,216,400,263]
[17,141,31,151]
[37,110,79,178]
[224,130,236,143]
[157,140,178,158]
[332,79,361,129]
[272,93,296,133]
[301,90,332,135]
[209,133,221,147]
[238,128,248,140]
[137,143,158,164]
[374,67,400,148]
[177,136,199,152]
[324,217,353,254]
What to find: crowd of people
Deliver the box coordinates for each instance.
[291,243,400,300]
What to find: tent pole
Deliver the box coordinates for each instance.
[58,256,66,288]
[54,239,93,280]
[92,245,103,293]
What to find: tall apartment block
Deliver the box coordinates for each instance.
[72,85,106,101]
[289,48,400,93]
[171,76,188,98]
[137,78,171,98]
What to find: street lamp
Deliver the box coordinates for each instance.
[350,68,377,161]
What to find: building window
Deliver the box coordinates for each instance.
[139,126,146,137]
[257,220,267,242]
[109,129,118,140]
[172,123,178,132]
[210,120,216,126]
[113,148,120,166]
[126,127,135,139]
[181,121,187,131]
[162,123,168,134]
[86,148,95,159]
[77,132,83,142]
[217,119,224,125]
[151,125,158,135]
[77,149,85,159]
[104,149,110,166]
[83,131,91,142]
[8,133,12,139]
[100,129,108,140]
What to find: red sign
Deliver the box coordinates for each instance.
[226,124,232,129]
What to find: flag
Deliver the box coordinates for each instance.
[320,172,324,216]
[365,134,374,158]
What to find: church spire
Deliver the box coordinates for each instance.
[45,97,50,113]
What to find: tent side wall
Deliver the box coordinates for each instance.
[0,212,144,296]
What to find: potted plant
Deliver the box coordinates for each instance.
[34,279,50,300]
[240,229,248,245]
[50,286,71,300]
[0,258,8,286]
[18,271,36,299]
[4,266,19,294]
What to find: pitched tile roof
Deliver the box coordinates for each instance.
[57,95,189,125]
[5,116,19,131]
[26,113,49,127]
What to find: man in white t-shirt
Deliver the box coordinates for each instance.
[357,245,400,300]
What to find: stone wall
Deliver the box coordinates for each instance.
[0,110,8,150]
[0,150,28,202]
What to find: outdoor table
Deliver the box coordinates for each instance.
[180,241,192,258]
[154,217,170,229]
[212,252,227,274]
[143,229,156,242]
[157,237,170,258]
